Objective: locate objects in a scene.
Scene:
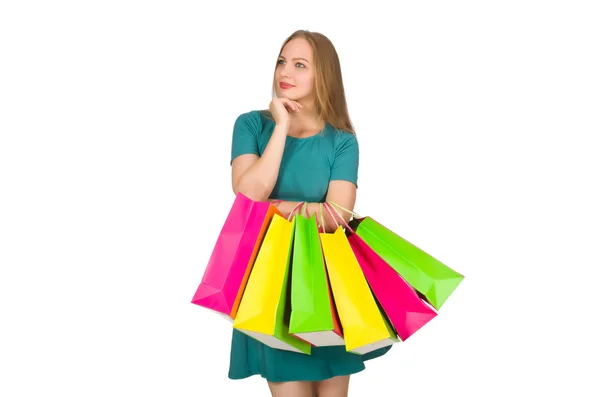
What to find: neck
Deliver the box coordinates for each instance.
[286,100,324,136]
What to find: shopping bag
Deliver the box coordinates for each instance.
[328,201,464,310]
[348,232,438,340]
[190,193,280,321]
[233,213,312,354]
[326,202,438,340]
[320,204,398,354]
[289,203,344,346]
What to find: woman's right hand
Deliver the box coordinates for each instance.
[269,98,303,128]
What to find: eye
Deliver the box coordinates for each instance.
[277,59,306,68]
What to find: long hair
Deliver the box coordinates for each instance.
[259,30,355,135]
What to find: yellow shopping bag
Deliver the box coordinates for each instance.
[320,223,398,354]
[233,213,312,354]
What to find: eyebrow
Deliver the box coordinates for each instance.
[278,55,311,64]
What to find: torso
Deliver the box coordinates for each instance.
[256,112,337,203]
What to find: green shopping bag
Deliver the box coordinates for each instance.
[289,203,344,346]
[329,202,464,310]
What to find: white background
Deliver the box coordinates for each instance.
[1,1,599,396]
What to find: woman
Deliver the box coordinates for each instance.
[229,29,391,397]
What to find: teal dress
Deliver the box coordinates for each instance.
[228,110,392,382]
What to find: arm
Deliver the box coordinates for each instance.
[230,112,289,201]
[232,123,288,201]
[268,181,356,233]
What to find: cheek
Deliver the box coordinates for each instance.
[299,73,314,89]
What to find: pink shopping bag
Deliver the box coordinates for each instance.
[191,193,281,321]
[326,203,438,341]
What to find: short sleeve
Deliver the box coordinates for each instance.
[330,132,359,187]
[230,111,261,164]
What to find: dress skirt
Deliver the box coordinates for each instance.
[228,329,393,382]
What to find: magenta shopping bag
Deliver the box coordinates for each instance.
[347,231,438,340]
[191,193,281,321]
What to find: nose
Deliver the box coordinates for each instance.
[279,62,293,79]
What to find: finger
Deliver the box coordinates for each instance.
[283,100,298,111]
[286,99,301,110]
[281,98,299,112]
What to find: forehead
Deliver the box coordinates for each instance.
[279,38,313,62]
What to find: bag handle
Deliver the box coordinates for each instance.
[273,200,311,221]
[287,201,306,221]
[323,201,339,229]
[326,201,362,219]
[324,202,356,234]
[301,202,310,218]
[318,203,326,233]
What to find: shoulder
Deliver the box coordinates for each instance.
[234,109,262,126]
[335,130,358,143]
[327,127,358,152]
[232,110,266,136]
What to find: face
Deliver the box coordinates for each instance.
[275,38,316,103]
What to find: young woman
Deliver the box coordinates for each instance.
[229,29,391,397]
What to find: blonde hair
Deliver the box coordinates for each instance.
[259,30,355,135]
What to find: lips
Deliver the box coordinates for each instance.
[279,82,295,88]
